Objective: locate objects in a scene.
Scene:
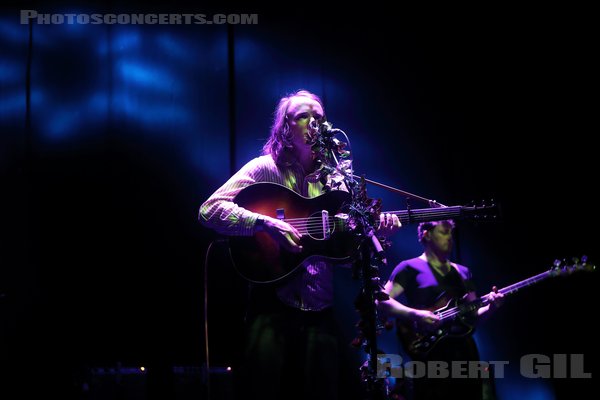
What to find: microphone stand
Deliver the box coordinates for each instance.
[354,217,391,400]
[311,124,393,399]
[344,176,445,400]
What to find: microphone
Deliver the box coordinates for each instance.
[318,121,343,137]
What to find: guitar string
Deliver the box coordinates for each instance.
[436,272,555,320]
[282,208,464,223]
[283,209,467,235]
[283,209,465,227]
[285,214,464,234]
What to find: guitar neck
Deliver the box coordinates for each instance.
[439,270,556,322]
[479,270,554,306]
[389,207,465,225]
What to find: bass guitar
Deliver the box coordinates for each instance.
[396,256,595,359]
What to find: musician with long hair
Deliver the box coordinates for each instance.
[199,89,401,399]
[378,220,504,400]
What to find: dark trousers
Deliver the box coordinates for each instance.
[407,337,485,400]
[238,304,339,400]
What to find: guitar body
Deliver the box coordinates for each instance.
[397,294,477,359]
[228,183,356,283]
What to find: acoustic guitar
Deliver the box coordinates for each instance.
[228,183,497,283]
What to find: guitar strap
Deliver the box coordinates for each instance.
[432,264,469,301]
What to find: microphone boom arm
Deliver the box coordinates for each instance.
[351,175,447,208]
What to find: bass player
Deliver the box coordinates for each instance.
[378,219,504,400]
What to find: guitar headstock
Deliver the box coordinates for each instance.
[550,255,596,277]
[461,200,500,221]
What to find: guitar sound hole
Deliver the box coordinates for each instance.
[305,213,335,240]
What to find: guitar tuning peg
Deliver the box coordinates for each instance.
[571,256,580,265]
[579,255,596,272]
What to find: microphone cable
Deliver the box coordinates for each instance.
[203,239,225,400]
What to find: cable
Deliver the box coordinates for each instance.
[203,240,218,400]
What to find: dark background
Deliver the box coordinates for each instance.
[1,2,597,399]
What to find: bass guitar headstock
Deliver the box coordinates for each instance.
[550,255,596,277]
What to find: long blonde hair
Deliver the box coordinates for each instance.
[262,90,324,165]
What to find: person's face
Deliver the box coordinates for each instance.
[286,96,324,151]
[426,224,454,254]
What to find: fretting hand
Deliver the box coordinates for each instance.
[487,286,505,310]
[377,213,402,237]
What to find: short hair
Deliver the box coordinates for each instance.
[262,89,325,165]
[417,220,455,243]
